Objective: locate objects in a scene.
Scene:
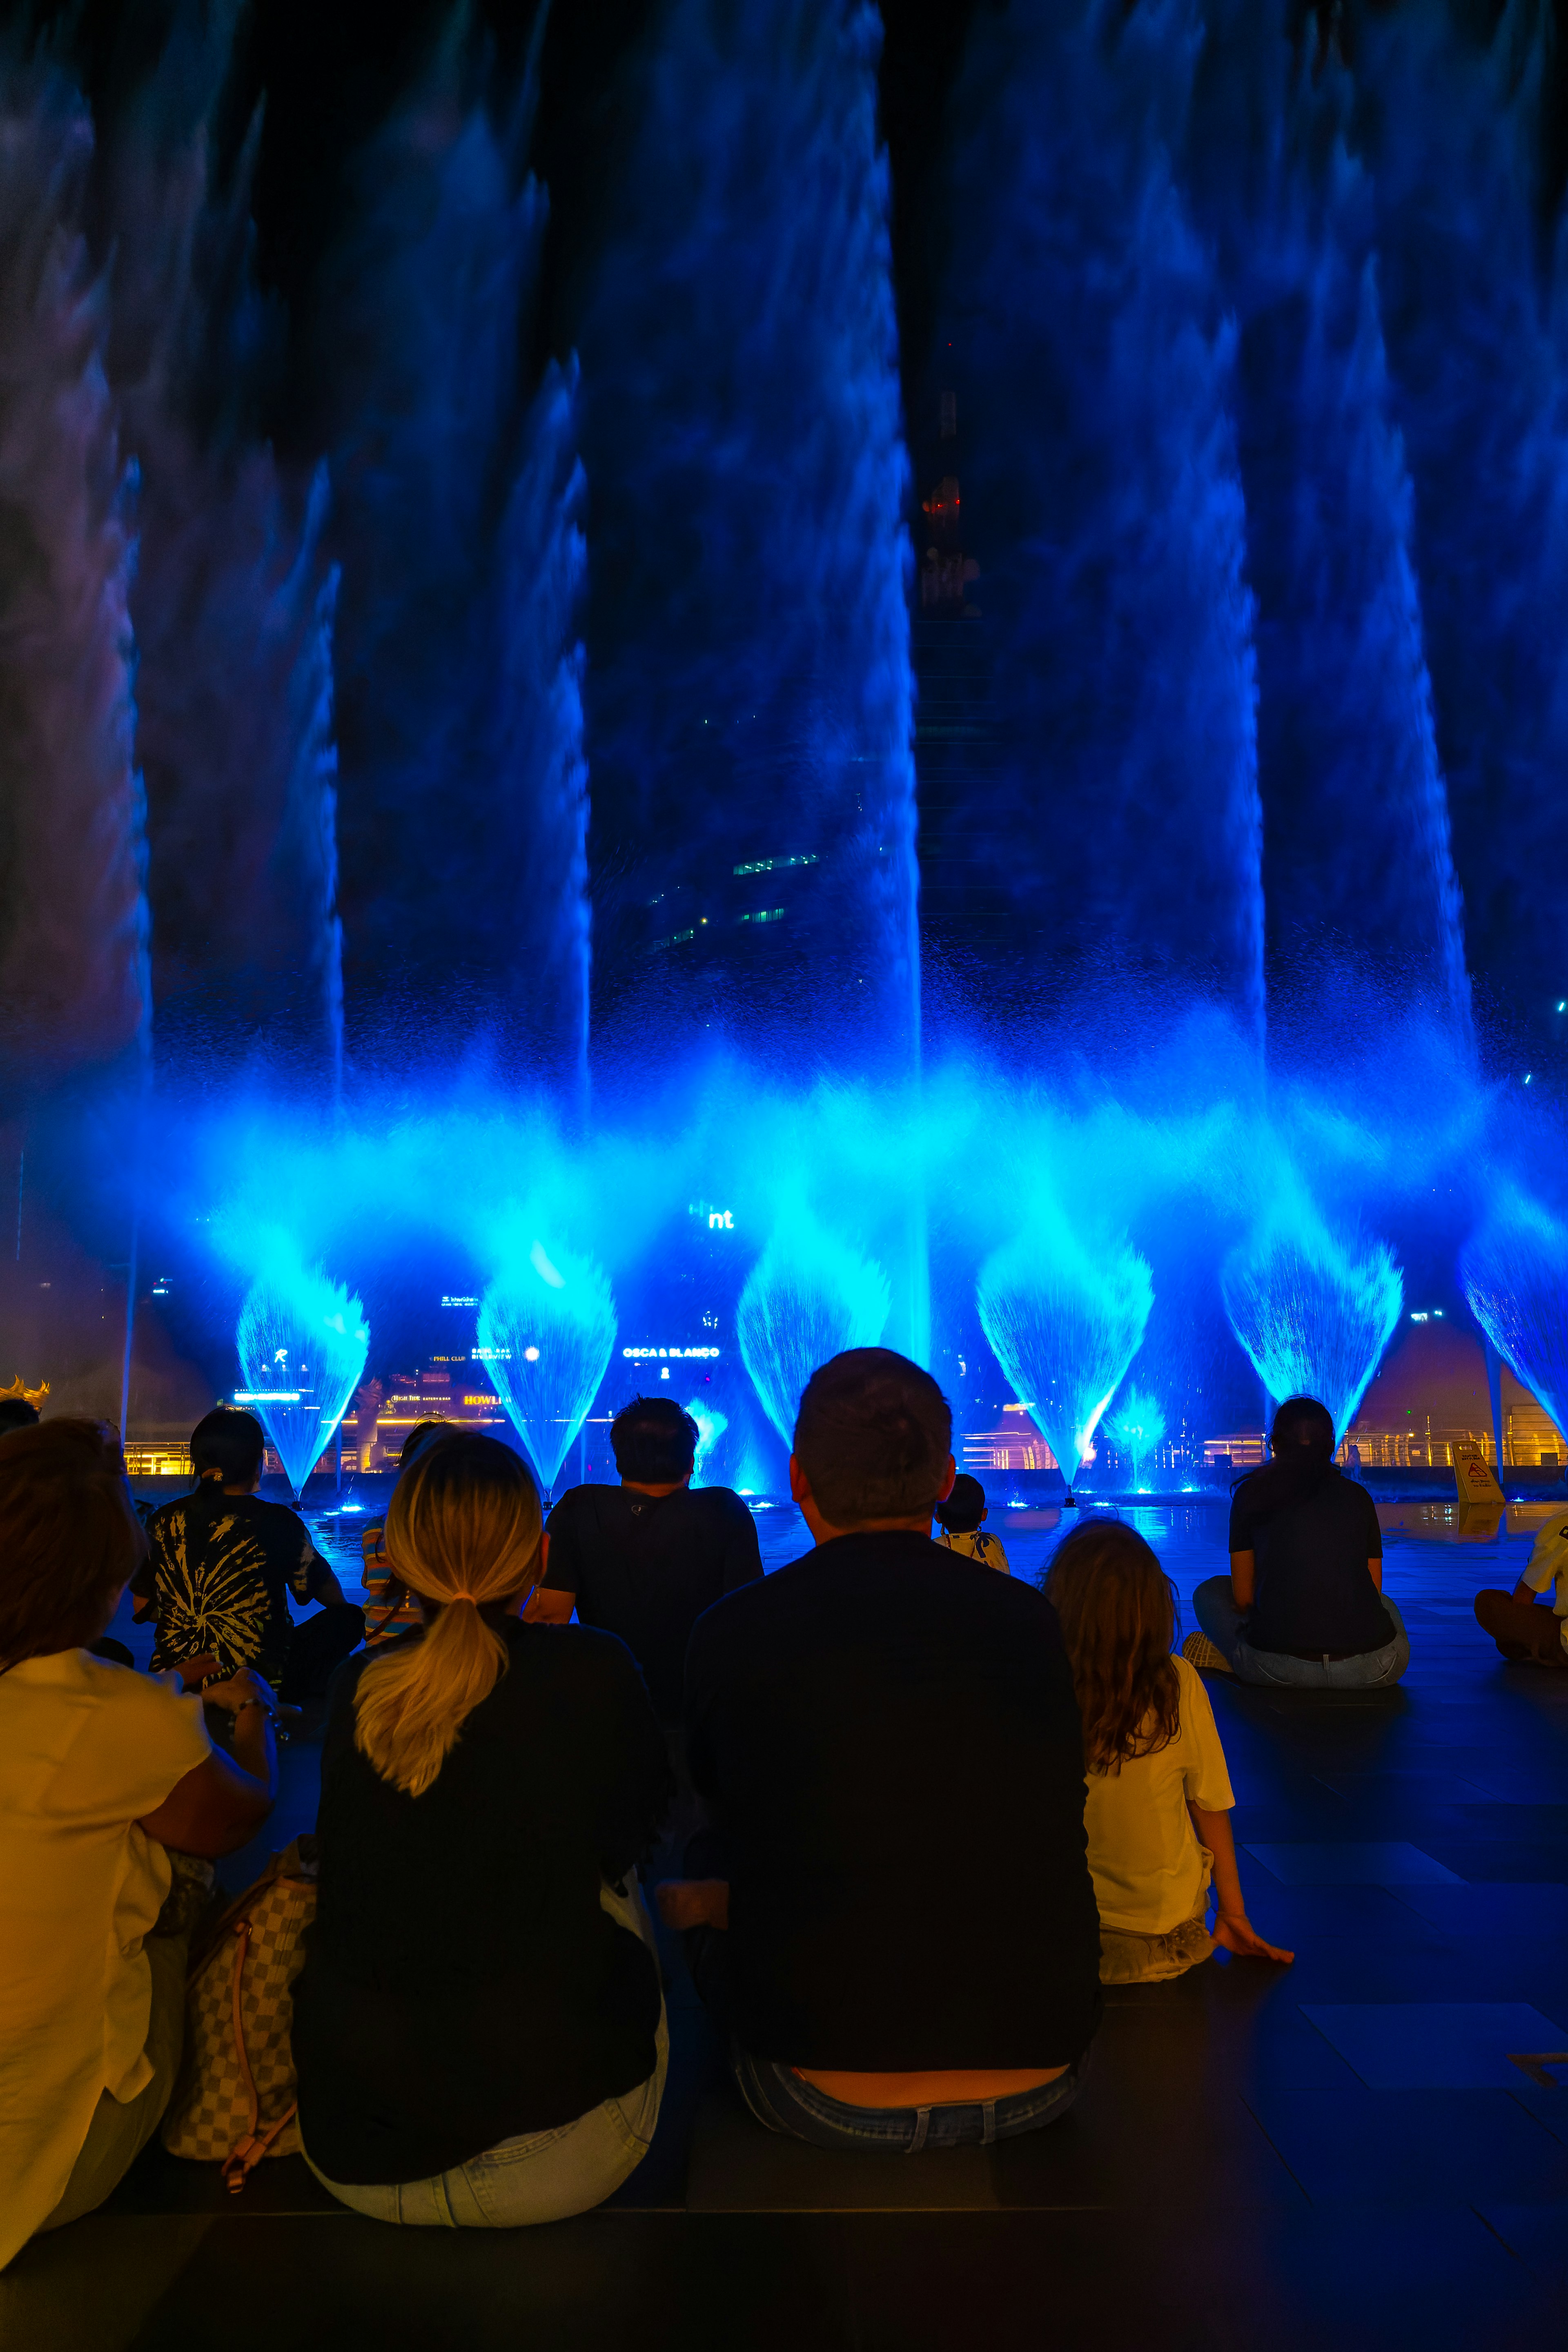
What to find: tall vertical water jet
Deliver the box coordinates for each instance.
[932,0,1263,1037]
[101,11,343,1089]
[1461,1191,1568,1451]
[1345,1,1562,1052]
[976,1216,1154,1498]
[1188,0,1469,1036]
[236,1258,369,1496]
[575,0,920,1094]
[318,26,588,1094]
[478,1241,617,1495]
[0,70,148,1091]
[737,1216,891,1452]
[1221,1212,1402,1437]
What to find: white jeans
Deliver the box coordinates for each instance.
[303,1877,668,2227]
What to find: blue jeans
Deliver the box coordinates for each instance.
[730,2047,1086,2152]
[1193,1576,1410,1688]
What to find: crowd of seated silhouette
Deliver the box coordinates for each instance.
[7,1343,1560,2256]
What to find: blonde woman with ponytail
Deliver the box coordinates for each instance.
[292,1434,672,2226]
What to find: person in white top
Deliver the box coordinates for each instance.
[1045,1518,1293,1984]
[933,1474,1011,1573]
[0,1420,278,2271]
[1474,1514,1568,1668]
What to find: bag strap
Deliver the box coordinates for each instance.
[216,1916,301,2194]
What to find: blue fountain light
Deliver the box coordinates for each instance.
[477,1239,617,1496]
[976,1216,1154,1495]
[1106,1388,1167,1489]
[1461,1191,1568,1448]
[235,1262,369,1498]
[1221,1217,1402,1438]
[737,1214,891,1451]
[685,1394,729,1487]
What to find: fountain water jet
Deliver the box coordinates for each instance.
[976,1217,1154,1501]
[737,1216,891,1453]
[478,1241,617,1497]
[235,1261,368,1499]
[1461,1193,1568,1454]
[1221,1217,1402,1438]
[1107,1388,1167,1490]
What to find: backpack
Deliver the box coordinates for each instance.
[160,1834,318,2191]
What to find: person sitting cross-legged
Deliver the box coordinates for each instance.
[133,1407,363,1701]
[1187,1396,1410,1690]
[657,1346,1102,2154]
[1474,1510,1568,1668]
[292,1433,673,2226]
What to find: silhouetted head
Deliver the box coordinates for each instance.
[612,1396,698,1484]
[190,1406,266,1490]
[793,1347,953,1530]
[935,1471,986,1533]
[0,1419,147,1666]
[0,1396,40,1438]
[1270,1395,1337,1466]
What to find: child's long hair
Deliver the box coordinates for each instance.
[354,1433,543,1798]
[1044,1518,1180,1773]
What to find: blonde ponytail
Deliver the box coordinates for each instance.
[354,1434,543,1797]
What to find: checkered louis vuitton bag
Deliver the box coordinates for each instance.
[161,1835,318,2191]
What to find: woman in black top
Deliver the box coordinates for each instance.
[293,1434,671,2226]
[1188,1397,1410,1688]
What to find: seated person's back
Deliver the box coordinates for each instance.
[683,1349,1101,2125]
[292,1434,672,2223]
[1229,1432,1392,1658]
[538,1396,762,1722]
[933,1471,1011,1573]
[135,1408,346,1685]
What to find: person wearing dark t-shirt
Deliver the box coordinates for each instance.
[656,1347,1102,2156]
[1187,1395,1409,1689]
[132,1409,363,1698]
[532,1396,763,1723]
[293,1433,672,2225]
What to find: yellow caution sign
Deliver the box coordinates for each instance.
[1453,1443,1505,1507]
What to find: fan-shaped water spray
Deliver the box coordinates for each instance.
[685,1395,728,1486]
[1107,1388,1167,1489]
[737,1216,891,1451]
[477,1241,617,1496]
[1461,1193,1568,1448]
[1221,1218,1402,1438]
[235,1261,369,1497]
[976,1218,1154,1498]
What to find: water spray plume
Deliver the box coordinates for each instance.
[1461,1193,1568,1448]
[976,1218,1153,1497]
[1221,1218,1402,1437]
[1107,1388,1167,1488]
[478,1243,616,1494]
[737,1217,891,1450]
[236,1262,369,1498]
[685,1396,728,1486]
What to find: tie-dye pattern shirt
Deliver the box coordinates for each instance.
[132,1488,333,1682]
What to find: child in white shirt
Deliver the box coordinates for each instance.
[934,1474,1011,1573]
[1045,1518,1294,1983]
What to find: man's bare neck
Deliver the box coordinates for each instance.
[620,1477,688,1499]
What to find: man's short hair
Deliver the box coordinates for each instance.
[0,1397,40,1438]
[190,1407,266,1487]
[793,1348,952,1527]
[612,1396,698,1483]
